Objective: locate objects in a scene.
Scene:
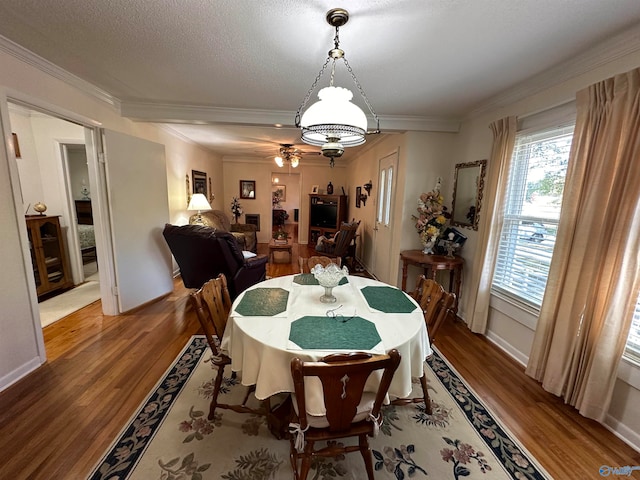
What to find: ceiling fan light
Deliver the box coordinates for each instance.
[300,86,367,147]
[290,156,299,168]
[275,156,284,167]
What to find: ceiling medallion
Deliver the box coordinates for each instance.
[295,8,380,167]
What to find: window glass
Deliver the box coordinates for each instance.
[384,167,393,225]
[492,124,574,307]
[377,169,386,223]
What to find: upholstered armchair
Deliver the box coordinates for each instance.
[163,224,267,299]
[189,210,258,253]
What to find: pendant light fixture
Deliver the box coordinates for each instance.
[295,8,380,167]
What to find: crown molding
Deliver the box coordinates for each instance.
[468,24,640,118]
[0,35,120,109]
[122,101,461,133]
[122,101,296,127]
[223,154,347,168]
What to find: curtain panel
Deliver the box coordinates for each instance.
[467,116,516,333]
[525,67,640,421]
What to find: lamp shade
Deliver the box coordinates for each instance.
[187,193,211,212]
[300,86,368,147]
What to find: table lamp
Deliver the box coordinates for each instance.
[187,193,212,224]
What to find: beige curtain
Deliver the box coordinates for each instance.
[466,117,517,333]
[526,68,640,421]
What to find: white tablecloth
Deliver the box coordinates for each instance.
[220,274,431,415]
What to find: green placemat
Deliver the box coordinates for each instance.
[234,287,289,316]
[292,273,349,286]
[360,286,417,313]
[289,316,381,350]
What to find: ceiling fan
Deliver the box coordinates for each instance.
[273,144,320,168]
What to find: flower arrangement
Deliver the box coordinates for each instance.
[272,229,288,240]
[412,178,450,251]
[230,197,243,223]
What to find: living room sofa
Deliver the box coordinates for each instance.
[189,210,257,253]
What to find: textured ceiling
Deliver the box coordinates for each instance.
[1,0,640,157]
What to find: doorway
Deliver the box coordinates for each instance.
[271,172,301,243]
[8,102,101,327]
[372,150,398,284]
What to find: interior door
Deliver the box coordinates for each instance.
[101,129,173,312]
[372,150,398,283]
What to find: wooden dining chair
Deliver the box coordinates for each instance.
[298,257,310,273]
[394,275,456,413]
[289,349,401,480]
[307,255,341,271]
[190,274,266,420]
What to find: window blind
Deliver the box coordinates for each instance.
[492,124,574,307]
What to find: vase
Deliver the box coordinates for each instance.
[320,285,337,303]
[312,263,348,303]
[421,239,436,254]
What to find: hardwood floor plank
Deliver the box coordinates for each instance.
[0,241,637,479]
[434,319,640,478]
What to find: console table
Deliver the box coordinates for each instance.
[400,250,464,311]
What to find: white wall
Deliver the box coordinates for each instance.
[346,132,457,287]
[67,145,89,201]
[223,158,349,244]
[452,46,640,448]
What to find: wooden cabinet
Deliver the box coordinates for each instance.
[308,194,348,244]
[26,215,73,298]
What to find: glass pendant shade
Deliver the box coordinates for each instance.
[300,86,368,147]
[274,156,284,167]
[290,156,300,168]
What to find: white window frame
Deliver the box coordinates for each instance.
[625,291,640,362]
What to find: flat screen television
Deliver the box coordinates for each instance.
[310,204,338,228]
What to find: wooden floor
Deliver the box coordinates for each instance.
[0,240,638,479]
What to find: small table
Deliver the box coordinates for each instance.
[400,250,464,311]
[268,240,292,263]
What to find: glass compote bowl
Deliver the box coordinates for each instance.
[311,263,349,303]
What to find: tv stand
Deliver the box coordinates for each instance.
[308,194,347,244]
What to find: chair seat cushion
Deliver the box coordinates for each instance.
[291,392,376,428]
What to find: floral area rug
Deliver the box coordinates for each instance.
[88,336,552,480]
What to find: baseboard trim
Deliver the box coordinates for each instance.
[603,414,640,453]
[0,357,44,393]
[484,330,528,367]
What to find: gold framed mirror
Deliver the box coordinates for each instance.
[451,159,487,230]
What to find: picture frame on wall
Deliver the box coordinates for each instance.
[240,180,256,199]
[355,186,362,208]
[12,133,21,158]
[272,185,286,201]
[192,170,207,196]
[311,185,319,194]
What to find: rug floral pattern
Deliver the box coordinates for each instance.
[89,336,551,480]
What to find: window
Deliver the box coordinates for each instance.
[626,291,640,361]
[492,123,575,308]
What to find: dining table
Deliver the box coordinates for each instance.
[220,273,431,416]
